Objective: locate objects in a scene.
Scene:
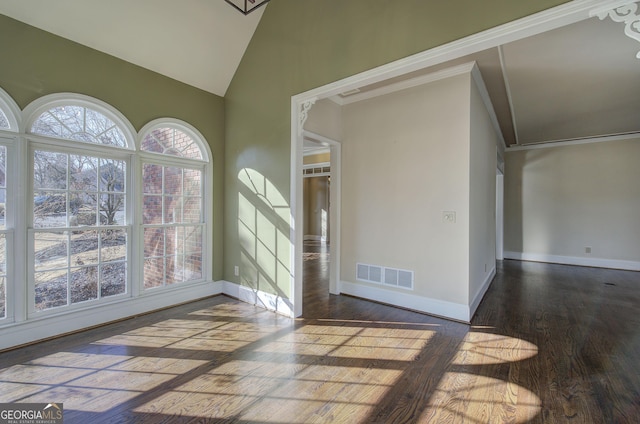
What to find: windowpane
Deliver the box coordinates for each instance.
[101,262,126,297]
[34,151,67,190]
[0,234,5,319]
[166,254,181,285]
[0,191,4,230]
[164,167,183,196]
[31,106,127,147]
[143,160,204,288]
[0,145,6,187]
[70,266,98,304]
[0,234,5,275]
[101,229,126,263]
[141,127,203,160]
[184,169,201,196]
[143,163,163,194]
[99,158,125,192]
[35,270,68,311]
[0,110,8,129]
[183,197,201,223]
[70,230,99,266]
[184,226,202,254]
[0,277,5,319]
[34,232,68,271]
[100,193,125,225]
[164,196,182,223]
[144,258,164,289]
[34,192,68,228]
[185,253,203,281]
[70,155,98,191]
[70,193,98,226]
[143,195,162,225]
[144,227,164,257]
[32,148,128,312]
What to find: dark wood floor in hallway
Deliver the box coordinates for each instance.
[0,245,638,423]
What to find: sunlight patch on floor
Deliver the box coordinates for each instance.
[452,331,538,365]
[422,373,541,423]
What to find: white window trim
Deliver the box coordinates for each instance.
[0,92,218,350]
[138,118,210,162]
[0,87,21,132]
[23,93,137,150]
[137,118,213,292]
[0,89,19,324]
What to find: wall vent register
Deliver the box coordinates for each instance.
[356,263,414,290]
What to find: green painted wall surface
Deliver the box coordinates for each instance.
[0,14,225,280]
[224,0,568,293]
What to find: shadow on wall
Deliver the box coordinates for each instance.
[237,168,293,311]
[506,149,555,255]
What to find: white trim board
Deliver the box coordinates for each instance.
[504,251,640,271]
[470,268,497,319]
[0,281,223,351]
[223,281,294,317]
[505,132,640,151]
[340,281,473,323]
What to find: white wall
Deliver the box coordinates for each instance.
[469,78,498,308]
[504,138,640,270]
[341,74,471,309]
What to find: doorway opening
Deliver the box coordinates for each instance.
[299,131,341,316]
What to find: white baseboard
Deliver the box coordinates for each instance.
[470,267,496,319]
[340,280,471,323]
[504,251,640,271]
[222,281,294,317]
[0,280,223,351]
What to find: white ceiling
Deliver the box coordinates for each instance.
[0,0,266,96]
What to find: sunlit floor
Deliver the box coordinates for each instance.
[0,258,638,423]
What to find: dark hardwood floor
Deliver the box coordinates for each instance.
[0,243,638,423]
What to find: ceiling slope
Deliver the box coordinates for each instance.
[0,0,265,96]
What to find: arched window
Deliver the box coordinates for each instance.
[24,95,134,314]
[0,88,20,321]
[139,120,208,290]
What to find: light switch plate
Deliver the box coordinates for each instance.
[443,211,456,223]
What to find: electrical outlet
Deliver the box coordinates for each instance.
[234,266,239,276]
[585,247,591,254]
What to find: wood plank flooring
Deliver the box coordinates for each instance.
[0,243,638,423]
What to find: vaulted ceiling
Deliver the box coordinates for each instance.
[0,0,265,96]
[1,1,639,147]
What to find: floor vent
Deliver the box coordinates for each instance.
[356,263,414,290]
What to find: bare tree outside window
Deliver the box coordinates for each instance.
[33,150,127,311]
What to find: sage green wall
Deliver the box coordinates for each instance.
[224,0,569,293]
[0,14,225,280]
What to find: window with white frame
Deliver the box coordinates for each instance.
[0,144,7,319]
[0,89,18,321]
[28,101,132,314]
[0,90,211,331]
[140,124,206,289]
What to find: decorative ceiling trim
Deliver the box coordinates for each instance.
[298,99,317,136]
[591,1,640,58]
